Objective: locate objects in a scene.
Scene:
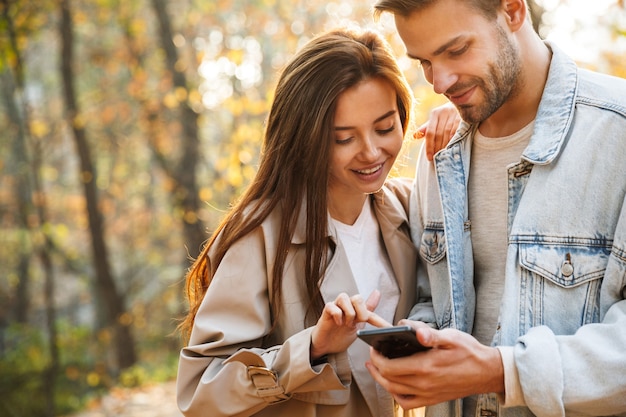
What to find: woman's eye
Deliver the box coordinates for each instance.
[377,125,396,135]
[335,137,353,145]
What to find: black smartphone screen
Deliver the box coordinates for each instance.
[357,325,430,358]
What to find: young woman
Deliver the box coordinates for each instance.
[176,27,454,417]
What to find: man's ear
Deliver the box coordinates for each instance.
[502,0,527,31]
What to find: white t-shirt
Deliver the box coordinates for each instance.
[468,121,534,345]
[464,121,533,416]
[331,198,400,325]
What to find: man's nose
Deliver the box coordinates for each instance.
[431,65,458,95]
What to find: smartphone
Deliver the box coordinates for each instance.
[357,325,430,358]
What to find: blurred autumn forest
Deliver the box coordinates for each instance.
[0,0,624,416]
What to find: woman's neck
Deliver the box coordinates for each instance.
[328,194,369,225]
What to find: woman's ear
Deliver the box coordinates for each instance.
[502,0,527,31]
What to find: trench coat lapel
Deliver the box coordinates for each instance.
[372,188,419,323]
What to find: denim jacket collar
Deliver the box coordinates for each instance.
[523,41,578,165]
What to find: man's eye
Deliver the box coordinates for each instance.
[450,45,468,56]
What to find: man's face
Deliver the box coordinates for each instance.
[394,0,522,124]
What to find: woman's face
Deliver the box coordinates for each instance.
[328,77,404,207]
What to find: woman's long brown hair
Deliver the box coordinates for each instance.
[179,28,414,343]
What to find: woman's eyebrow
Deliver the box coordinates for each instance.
[334,110,397,131]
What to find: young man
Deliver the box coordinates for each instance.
[367,0,626,416]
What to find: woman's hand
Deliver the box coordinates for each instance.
[415,102,461,161]
[310,290,391,360]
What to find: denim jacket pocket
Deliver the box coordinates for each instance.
[419,225,446,264]
[518,243,609,329]
[519,244,609,287]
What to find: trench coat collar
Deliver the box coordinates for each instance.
[290,185,410,245]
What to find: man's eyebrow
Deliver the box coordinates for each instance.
[334,110,397,130]
[406,35,465,60]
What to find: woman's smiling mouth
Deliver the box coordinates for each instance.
[354,163,384,175]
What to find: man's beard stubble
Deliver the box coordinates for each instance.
[454,26,523,124]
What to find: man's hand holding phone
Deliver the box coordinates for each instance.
[363,320,505,410]
[357,325,431,358]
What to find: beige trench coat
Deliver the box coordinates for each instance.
[177,178,419,417]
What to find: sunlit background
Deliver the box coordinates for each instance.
[543,0,626,63]
[0,1,624,416]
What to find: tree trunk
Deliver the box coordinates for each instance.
[0,70,32,328]
[59,0,136,371]
[151,0,206,258]
[1,9,60,411]
[1,0,32,325]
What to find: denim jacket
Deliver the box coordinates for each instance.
[409,42,626,417]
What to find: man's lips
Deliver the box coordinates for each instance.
[447,86,476,106]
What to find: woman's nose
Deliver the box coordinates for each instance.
[360,136,380,160]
